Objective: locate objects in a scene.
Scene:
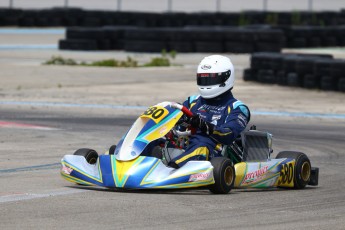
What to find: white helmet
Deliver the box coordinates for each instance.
[196,55,235,99]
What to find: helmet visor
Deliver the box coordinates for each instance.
[197,70,231,86]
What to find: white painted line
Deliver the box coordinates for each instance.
[0,44,57,50]
[0,163,60,174]
[0,121,59,130]
[0,189,87,203]
[0,29,65,35]
[0,101,147,110]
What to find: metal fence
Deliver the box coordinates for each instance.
[2,0,344,12]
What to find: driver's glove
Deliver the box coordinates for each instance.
[190,115,214,135]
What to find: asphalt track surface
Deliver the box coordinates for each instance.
[1,30,345,229]
[1,106,345,230]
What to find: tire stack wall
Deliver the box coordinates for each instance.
[244,52,345,92]
[58,25,345,52]
[59,26,285,53]
[59,26,134,50]
[280,26,345,48]
[2,8,345,52]
[123,28,169,52]
[2,8,345,27]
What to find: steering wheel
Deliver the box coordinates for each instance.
[169,102,195,136]
[169,102,194,117]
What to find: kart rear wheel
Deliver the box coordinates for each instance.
[276,151,311,189]
[74,148,98,165]
[209,157,235,194]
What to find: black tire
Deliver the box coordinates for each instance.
[276,151,311,189]
[243,68,255,81]
[109,145,116,155]
[255,42,282,52]
[276,71,287,86]
[257,69,276,84]
[195,41,223,53]
[303,74,318,89]
[124,40,167,52]
[74,148,98,165]
[209,157,235,194]
[59,39,98,51]
[169,42,194,53]
[338,78,345,92]
[287,72,301,87]
[224,41,254,53]
[320,76,337,91]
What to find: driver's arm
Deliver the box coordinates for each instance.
[210,106,249,145]
[190,105,250,145]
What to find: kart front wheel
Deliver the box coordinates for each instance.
[209,157,235,194]
[276,151,311,189]
[109,145,116,155]
[74,148,98,165]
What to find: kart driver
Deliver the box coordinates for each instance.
[169,55,250,168]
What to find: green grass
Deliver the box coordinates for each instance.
[43,50,177,68]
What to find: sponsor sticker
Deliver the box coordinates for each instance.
[189,172,211,182]
[198,105,225,113]
[201,64,212,70]
[159,126,168,135]
[212,115,222,121]
[243,166,268,185]
[61,165,73,175]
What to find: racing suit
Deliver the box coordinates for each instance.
[171,90,250,168]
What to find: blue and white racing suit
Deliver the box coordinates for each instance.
[172,90,250,167]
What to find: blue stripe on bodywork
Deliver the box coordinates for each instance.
[99,155,115,187]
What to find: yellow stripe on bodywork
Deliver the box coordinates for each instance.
[61,161,103,183]
[140,160,161,185]
[234,162,247,187]
[175,147,209,165]
[61,172,93,185]
[112,156,145,187]
[139,111,183,143]
[153,177,214,189]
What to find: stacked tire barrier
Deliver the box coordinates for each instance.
[59,26,285,53]
[2,8,345,52]
[279,26,345,48]
[244,52,345,92]
[59,25,345,52]
[1,8,345,27]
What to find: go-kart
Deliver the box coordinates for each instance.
[61,102,319,194]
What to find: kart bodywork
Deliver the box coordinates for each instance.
[61,102,319,193]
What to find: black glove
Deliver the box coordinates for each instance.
[190,115,214,135]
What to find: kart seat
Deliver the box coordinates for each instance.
[242,130,272,161]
